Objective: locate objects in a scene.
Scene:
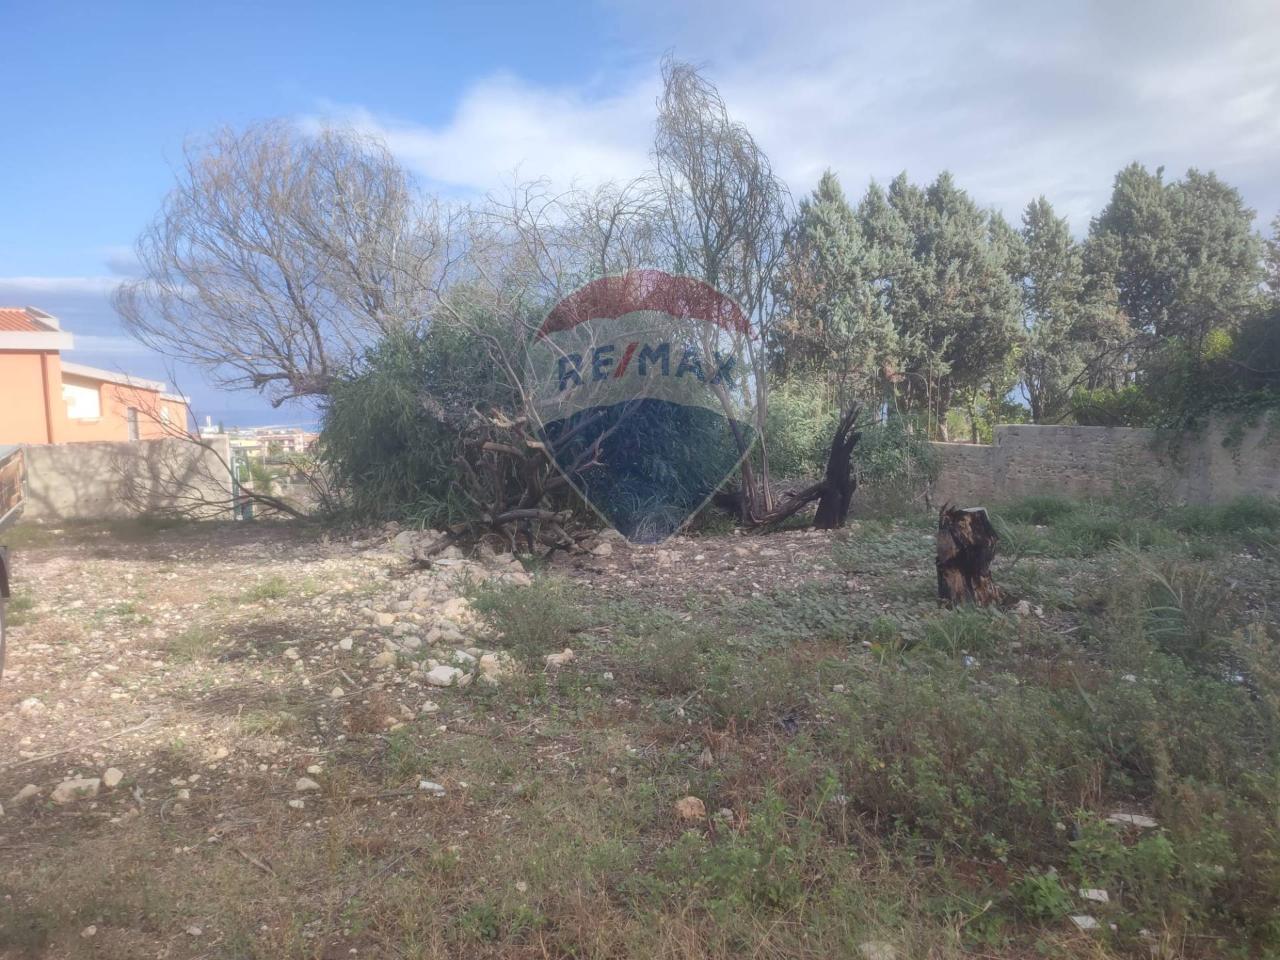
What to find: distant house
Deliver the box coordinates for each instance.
[0,306,190,444]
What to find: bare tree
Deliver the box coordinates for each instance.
[115,121,458,406]
[653,57,792,516]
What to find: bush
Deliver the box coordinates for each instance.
[852,415,939,516]
[763,381,838,481]
[320,312,520,526]
[1170,495,1280,537]
[467,577,582,666]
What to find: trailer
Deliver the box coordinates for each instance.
[0,445,25,681]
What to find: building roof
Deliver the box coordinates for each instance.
[0,308,41,332]
[0,307,74,350]
[60,361,167,394]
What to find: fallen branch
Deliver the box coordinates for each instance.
[1,716,158,771]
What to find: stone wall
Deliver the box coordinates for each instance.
[22,436,235,521]
[928,419,1280,506]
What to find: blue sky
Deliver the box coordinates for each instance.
[3,0,1279,426]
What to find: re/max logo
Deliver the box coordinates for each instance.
[555,342,737,392]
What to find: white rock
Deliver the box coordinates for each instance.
[186,925,203,936]
[451,649,477,665]
[1014,599,1032,616]
[306,764,322,775]
[858,943,896,960]
[51,778,101,804]
[81,925,97,938]
[1106,812,1158,829]
[295,777,321,792]
[11,783,40,806]
[338,637,354,652]
[1079,888,1110,903]
[544,648,575,668]
[283,647,300,660]
[102,767,124,789]
[425,665,465,687]
[287,798,305,810]
[1069,915,1100,932]
[329,686,345,699]
[592,541,613,557]
[18,697,45,716]
[373,612,396,628]
[371,651,397,668]
[420,701,440,714]
[418,780,446,795]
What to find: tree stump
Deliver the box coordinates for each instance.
[936,505,1001,607]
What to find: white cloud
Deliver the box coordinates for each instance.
[310,0,1280,232]
[0,275,121,296]
[67,334,146,355]
[308,73,656,196]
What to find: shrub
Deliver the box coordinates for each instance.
[852,415,939,516]
[320,312,519,526]
[468,577,582,666]
[1170,495,1280,537]
[763,381,838,481]
[998,494,1079,525]
[818,665,1096,856]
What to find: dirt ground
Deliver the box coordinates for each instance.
[0,519,866,959]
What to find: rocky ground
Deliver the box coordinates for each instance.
[2,510,1273,959]
[0,518,863,959]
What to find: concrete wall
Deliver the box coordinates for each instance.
[928,419,1280,506]
[22,436,235,521]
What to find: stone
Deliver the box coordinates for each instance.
[418,780,446,796]
[102,767,124,789]
[1079,888,1110,903]
[858,943,896,960]
[51,778,101,804]
[18,696,45,716]
[420,700,440,714]
[373,612,396,628]
[81,925,97,939]
[283,647,300,660]
[591,541,613,557]
[438,596,474,622]
[306,764,323,775]
[371,651,397,668]
[287,798,305,810]
[329,686,345,699]
[11,783,40,806]
[1106,812,1158,829]
[544,648,575,668]
[1069,915,1100,932]
[295,777,321,792]
[1014,599,1032,616]
[338,637,354,652]
[674,796,706,820]
[478,652,517,685]
[426,665,465,687]
[186,926,203,937]
[451,649,477,666]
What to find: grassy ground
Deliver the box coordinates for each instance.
[1,496,1278,959]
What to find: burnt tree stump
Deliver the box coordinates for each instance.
[936,505,1001,607]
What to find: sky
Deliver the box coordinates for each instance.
[2,0,1279,426]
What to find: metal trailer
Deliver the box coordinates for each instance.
[0,445,25,682]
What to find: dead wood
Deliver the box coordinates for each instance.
[936,504,1001,607]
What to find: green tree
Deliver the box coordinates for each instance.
[1265,212,1280,302]
[1087,164,1262,369]
[1011,197,1091,422]
[774,170,897,404]
[855,172,1022,439]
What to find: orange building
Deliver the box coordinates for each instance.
[0,307,190,444]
